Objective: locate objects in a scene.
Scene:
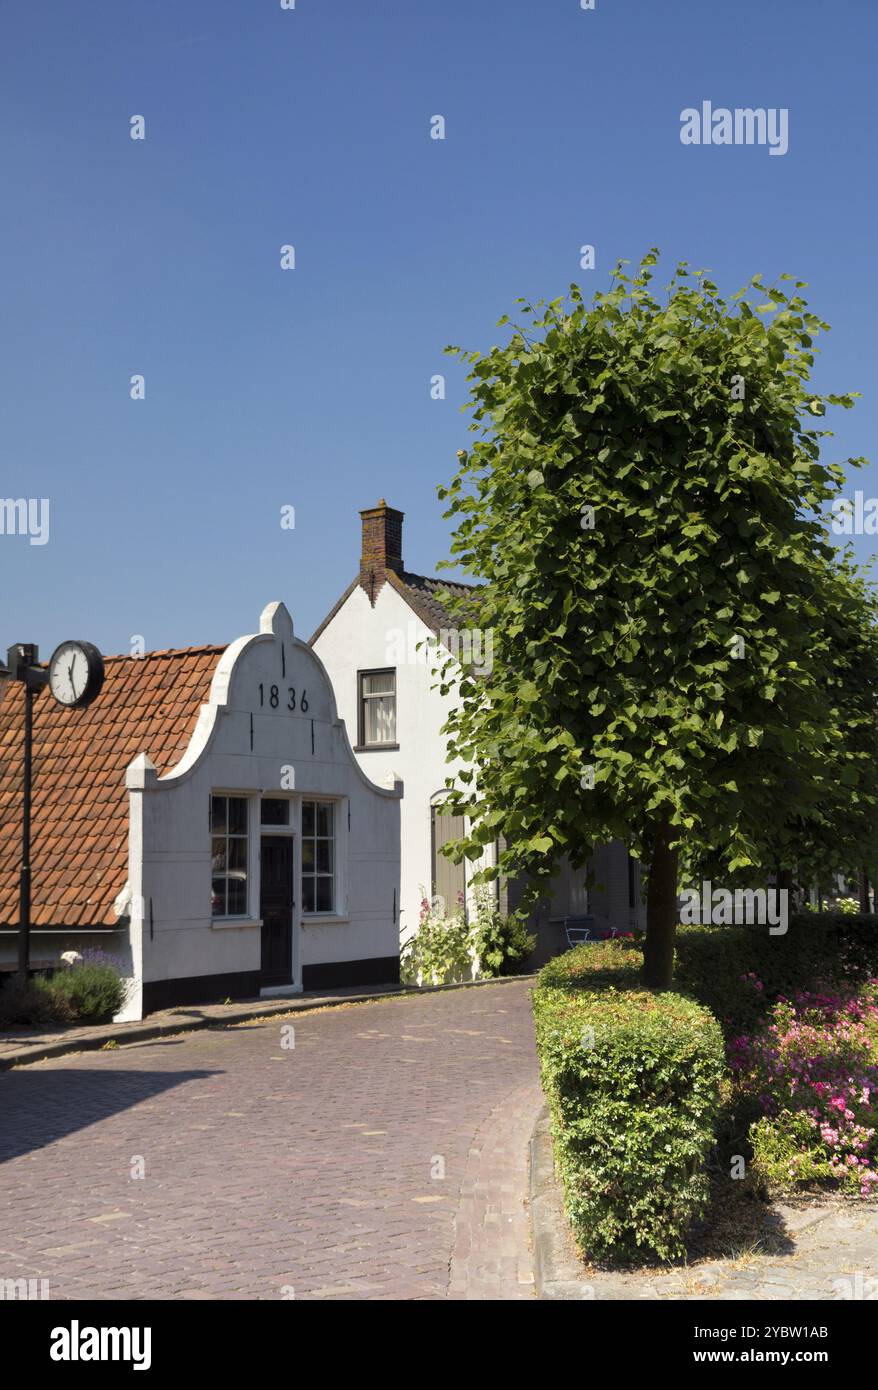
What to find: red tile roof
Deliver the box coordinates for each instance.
[0,647,224,930]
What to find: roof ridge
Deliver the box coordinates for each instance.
[400,568,481,591]
[308,569,483,649]
[17,644,229,671]
[103,644,227,662]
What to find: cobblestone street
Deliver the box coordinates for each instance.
[0,982,542,1301]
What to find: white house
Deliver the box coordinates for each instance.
[311,501,644,964]
[0,601,402,1018]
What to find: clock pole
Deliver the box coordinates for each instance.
[2,639,104,978]
[4,645,48,976]
[19,678,34,975]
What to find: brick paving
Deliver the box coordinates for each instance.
[0,981,542,1300]
[0,982,410,1068]
[448,1080,538,1299]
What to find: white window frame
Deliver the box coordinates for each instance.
[357,668,397,748]
[210,792,257,922]
[300,796,348,921]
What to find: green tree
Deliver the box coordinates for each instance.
[708,546,878,894]
[435,251,878,989]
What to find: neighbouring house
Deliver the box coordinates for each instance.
[310,501,645,965]
[0,601,401,1019]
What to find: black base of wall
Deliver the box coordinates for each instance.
[142,970,260,1014]
[141,958,400,1014]
[302,956,399,991]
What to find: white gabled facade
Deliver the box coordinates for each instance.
[312,503,645,967]
[312,575,486,941]
[120,600,402,1019]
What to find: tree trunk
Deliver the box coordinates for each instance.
[642,815,679,992]
[859,867,870,915]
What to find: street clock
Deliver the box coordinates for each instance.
[47,640,105,709]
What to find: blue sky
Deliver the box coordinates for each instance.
[1,0,876,656]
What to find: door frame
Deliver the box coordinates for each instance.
[258,797,302,996]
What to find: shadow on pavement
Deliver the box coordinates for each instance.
[0,1067,220,1162]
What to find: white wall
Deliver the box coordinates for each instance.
[313,581,483,940]
[121,601,401,1018]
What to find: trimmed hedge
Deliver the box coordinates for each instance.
[533,984,724,1262]
[536,937,642,993]
[676,913,878,1034]
[533,915,878,1258]
[537,915,878,1035]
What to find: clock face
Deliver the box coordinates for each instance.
[48,641,104,709]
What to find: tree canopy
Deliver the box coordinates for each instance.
[435,251,878,987]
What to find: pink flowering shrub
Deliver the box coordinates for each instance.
[400,890,470,985]
[730,978,878,1197]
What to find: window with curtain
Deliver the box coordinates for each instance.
[358,669,396,746]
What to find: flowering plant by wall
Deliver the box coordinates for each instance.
[400,886,534,986]
[400,890,473,986]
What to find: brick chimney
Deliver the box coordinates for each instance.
[359,499,404,603]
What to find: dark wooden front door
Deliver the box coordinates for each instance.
[260,836,294,985]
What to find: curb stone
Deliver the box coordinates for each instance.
[0,970,537,1070]
[529,1106,601,1300]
